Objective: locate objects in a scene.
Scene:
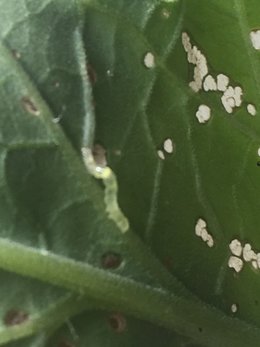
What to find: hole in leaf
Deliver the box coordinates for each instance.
[21,96,40,116]
[4,309,29,326]
[198,327,203,333]
[92,143,107,167]
[101,252,122,269]
[257,161,260,167]
[87,63,97,85]
[108,313,127,333]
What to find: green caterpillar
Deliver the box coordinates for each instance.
[81,147,129,233]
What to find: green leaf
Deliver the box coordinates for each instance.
[0,0,191,345]
[84,0,260,343]
[2,0,260,346]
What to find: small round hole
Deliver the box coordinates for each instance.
[4,309,29,326]
[101,252,122,269]
[257,161,260,166]
[108,313,127,333]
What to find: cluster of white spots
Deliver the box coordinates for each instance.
[157,138,175,160]
[182,32,258,119]
[231,303,238,313]
[195,104,211,124]
[182,32,208,92]
[144,52,155,69]
[221,86,243,114]
[228,238,260,272]
[250,30,260,50]
[247,103,257,116]
[195,218,214,248]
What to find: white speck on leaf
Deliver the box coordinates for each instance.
[257,253,260,268]
[163,138,174,154]
[231,304,238,313]
[217,74,229,92]
[203,75,217,91]
[228,256,243,273]
[157,150,165,160]
[195,218,214,247]
[252,260,258,269]
[242,243,257,262]
[144,52,155,69]
[196,104,211,123]
[229,239,242,257]
[250,30,260,50]
[247,103,257,116]
[195,218,206,237]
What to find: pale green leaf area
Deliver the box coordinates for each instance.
[0,0,260,346]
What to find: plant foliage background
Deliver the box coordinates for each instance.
[0,0,260,346]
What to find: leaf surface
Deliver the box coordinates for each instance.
[84,0,260,341]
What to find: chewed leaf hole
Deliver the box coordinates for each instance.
[108,313,127,333]
[4,309,29,326]
[101,252,122,269]
[92,143,107,167]
[21,96,40,116]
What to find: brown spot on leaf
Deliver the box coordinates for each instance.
[108,312,127,333]
[87,64,97,85]
[92,143,107,167]
[12,49,21,59]
[4,309,29,326]
[21,96,40,116]
[101,252,122,269]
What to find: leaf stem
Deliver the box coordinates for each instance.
[0,293,94,345]
[0,238,259,347]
